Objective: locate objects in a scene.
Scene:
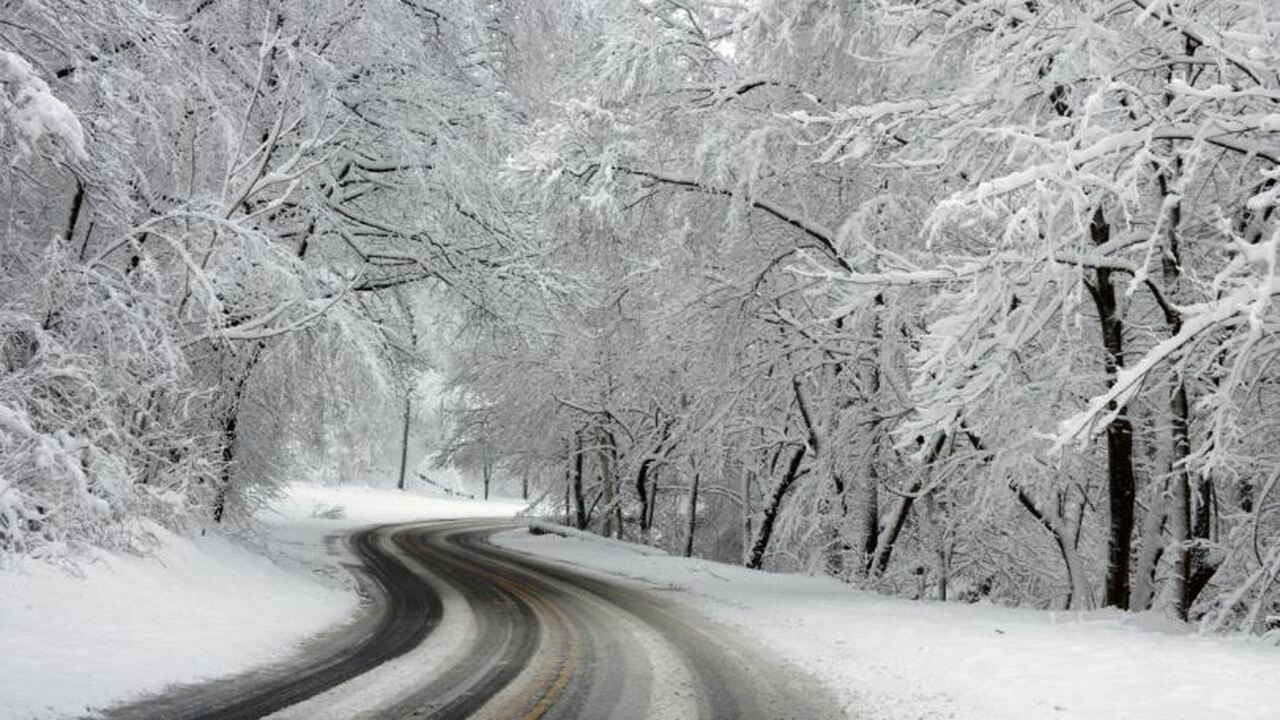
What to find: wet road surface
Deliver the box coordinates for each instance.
[105,520,844,720]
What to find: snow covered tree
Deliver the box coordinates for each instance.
[447,0,1280,631]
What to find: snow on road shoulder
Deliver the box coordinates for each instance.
[494,526,1280,720]
[0,524,354,720]
[0,482,525,719]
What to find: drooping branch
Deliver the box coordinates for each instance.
[609,166,853,273]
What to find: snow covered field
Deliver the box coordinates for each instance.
[495,524,1280,720]
[0,483,523,719]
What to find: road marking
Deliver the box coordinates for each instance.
[518,586,578,720]
[481,572,583,720]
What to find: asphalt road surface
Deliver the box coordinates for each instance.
[106,520,844,720]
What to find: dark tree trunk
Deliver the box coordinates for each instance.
[1187,477,1220,608]
[867,433,946,577]
[747,444,806,570]
[860,462,880,560]
[66,178,85,251]
[212,409,236,523]
[1087,208,1137,610]
[869,487,917,578]
[572,431,587,530]
[212,343,265,523]
[636,457,653,531]
[645,470,658,531]
[858,295,884,574]
[397,394,412,491]
[635,420,671,533]
[1167,379,1192,616]
[1101,417,1137,610]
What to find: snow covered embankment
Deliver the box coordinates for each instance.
[0,525,353,720]
[495,525,1280,720]
[0,483,524,719]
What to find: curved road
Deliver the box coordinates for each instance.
[107,520,843,720]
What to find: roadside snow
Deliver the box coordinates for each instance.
[0,482,524,719]
[270,482,524,528]
[495,526,1280,720]
[0,524,354,720]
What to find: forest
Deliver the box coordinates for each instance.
[2,0,1277,634]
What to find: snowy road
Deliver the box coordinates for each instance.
[107,520,841,720]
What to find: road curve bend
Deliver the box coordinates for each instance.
[106,520,844,720]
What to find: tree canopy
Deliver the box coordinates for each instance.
[2,0,1277,634]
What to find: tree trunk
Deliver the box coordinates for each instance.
[1165,381,1193,617]
[1014,484,1094,610]
[212,408,237,524]
[867,433,945,577]
[859,294,884,574]
[1131,483,1167,611]
[395,288,418,493]
[212,343,265,523]
[923,492,950,601]
[859,461,880,571]
[645,468,659,532]
[563,470,571,525]
[1088,208,1137,610]
[684,472,700,557]
[824,473,851,577]
[1154,153,1221,616]
[396,394,412,491]
[869,487,916,578]
[636,457,653,532]
[598,429,621,538]
[1187,476,1221,607]
[747,444,806,570]
[636,421,671,534]
[572,431,587,530]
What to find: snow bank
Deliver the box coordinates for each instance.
[0,525,354,719]
[495,527,1280,720]
[0,482,526,719]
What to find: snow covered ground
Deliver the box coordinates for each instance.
[495,523,1280,720]
[0,482,523,719]
[7,481,1275,720]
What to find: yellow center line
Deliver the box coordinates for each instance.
[394,528,583,719]
[486,573,582,720]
